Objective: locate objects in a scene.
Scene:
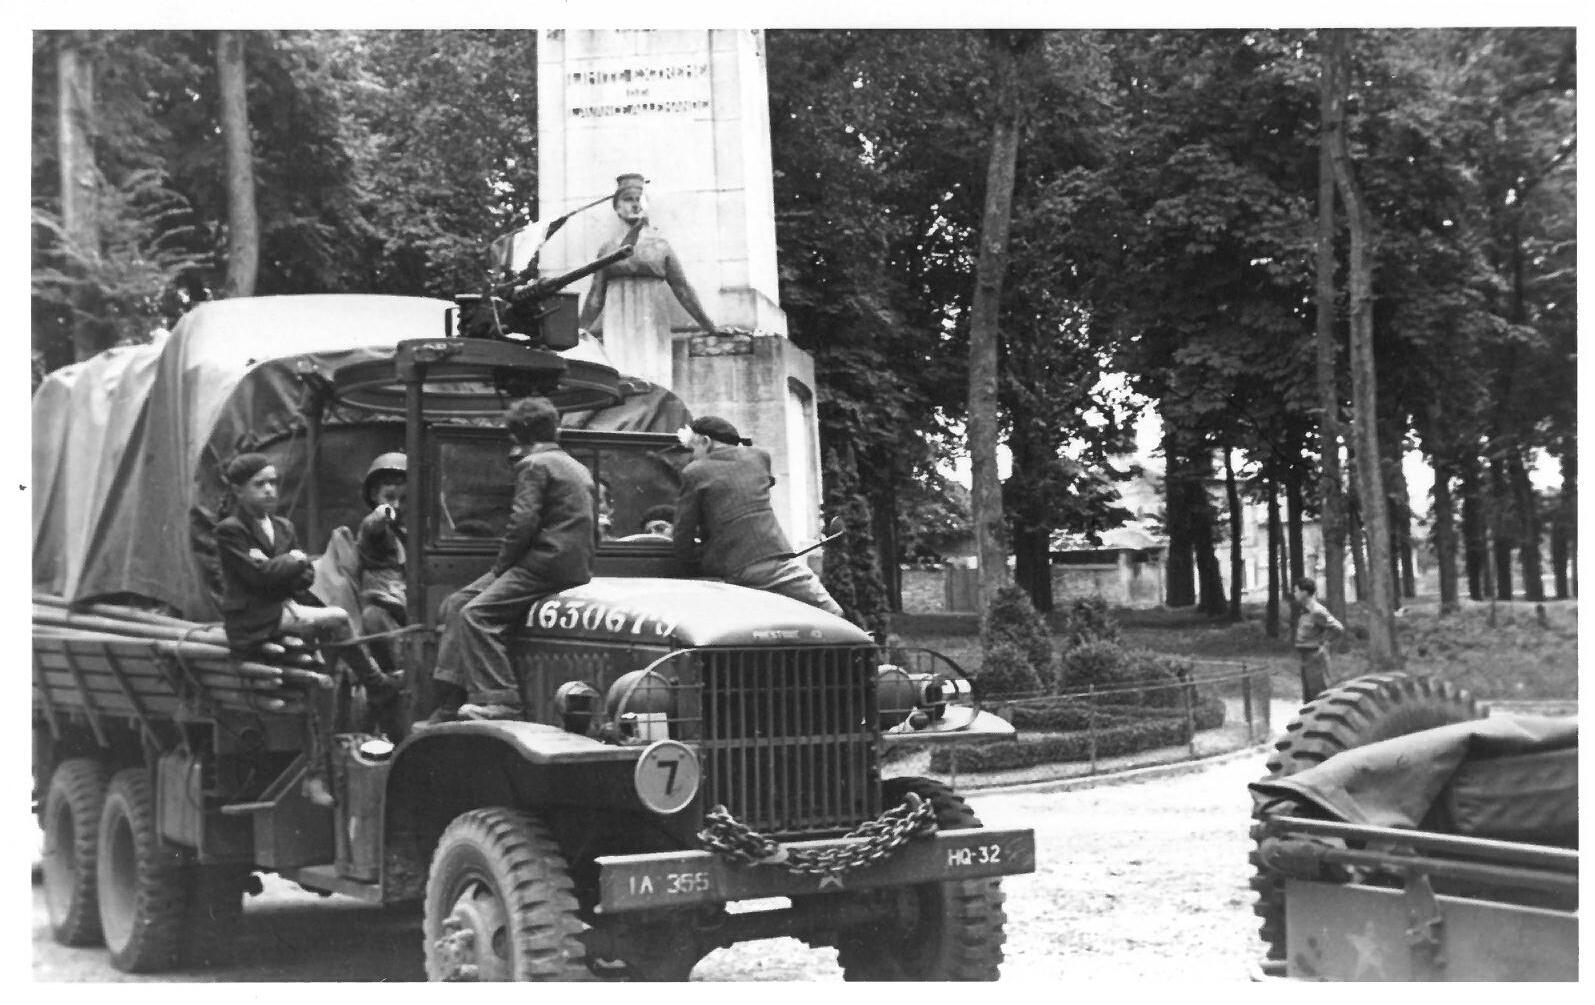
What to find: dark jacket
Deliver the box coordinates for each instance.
[215,512,316,650]
[356,507,406,613]
[673,445,792,577]
[494,442,596,586]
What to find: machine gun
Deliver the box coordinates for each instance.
[451,244,634,350]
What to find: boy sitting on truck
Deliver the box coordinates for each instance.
[356,452,409,675]
[215,452,403,804]
[429,397,597,722]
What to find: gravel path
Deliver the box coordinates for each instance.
[695,753,1270,981]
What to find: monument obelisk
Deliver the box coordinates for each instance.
[537,29,821,547]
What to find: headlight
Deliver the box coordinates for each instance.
[605,668,677,743]
[553,680,601,735]
[876,664,947,730]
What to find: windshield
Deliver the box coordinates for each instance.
[433,432,687,546]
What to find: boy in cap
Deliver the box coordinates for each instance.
[430,396,597,721]
[214,453,402,804]
[673,416,844,617]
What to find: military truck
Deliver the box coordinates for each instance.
[32,267,1034,981]
[1246,674,1577,981]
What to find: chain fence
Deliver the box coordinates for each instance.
[929,660,1278,789]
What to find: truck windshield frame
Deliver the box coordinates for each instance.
[425,426,687,556]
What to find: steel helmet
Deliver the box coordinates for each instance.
[363,452,408,506]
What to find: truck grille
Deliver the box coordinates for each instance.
[698,647,880,837]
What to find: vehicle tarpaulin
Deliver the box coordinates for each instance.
[1250,714,1578,841]
[32,294,690,621]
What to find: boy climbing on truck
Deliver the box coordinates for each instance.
[215,452,403,803]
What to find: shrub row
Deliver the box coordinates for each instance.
[931,697,1226,773]
[1005,696,1209,732]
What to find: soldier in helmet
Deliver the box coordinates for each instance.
[357,452,409,674]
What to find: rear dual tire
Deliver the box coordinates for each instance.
[42,758,108,946]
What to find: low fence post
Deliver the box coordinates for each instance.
[1182,674,1197,757]
[1259,669,1272,738]
[1241,664,1254,743]
[1087,684,1098,775]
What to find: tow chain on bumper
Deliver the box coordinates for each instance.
[697,793,937,876]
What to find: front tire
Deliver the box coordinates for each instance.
[42,758,108,946]
[835,777,1007,981]
[423,808,588,981]
[1248,673,1480,961]
[96,768,188,973]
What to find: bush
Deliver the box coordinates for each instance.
[982,585,1054,685]
[1055,639,1129,692]
[1057,596,1122,650]
[1007,699,1143,731]
[929,696,1227,772]
[973,641,1043,699]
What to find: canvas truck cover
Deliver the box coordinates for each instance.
[1250,714,1578,843]
[32,293,689,621]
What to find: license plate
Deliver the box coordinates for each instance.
[596,827,1034,914]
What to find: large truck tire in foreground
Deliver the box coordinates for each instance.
[33,287,1033,981]
[1248,673,1577,981]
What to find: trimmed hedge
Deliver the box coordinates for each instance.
[1006,696,1208,731]
[930,696,1226,772]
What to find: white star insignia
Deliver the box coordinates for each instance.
[1347,919,1387,980]
[817,873,845,890]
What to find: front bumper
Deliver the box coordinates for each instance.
[595,826,1034,914]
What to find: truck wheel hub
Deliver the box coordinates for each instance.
[435,879,509,981]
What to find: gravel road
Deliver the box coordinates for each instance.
[32,752,1271,982]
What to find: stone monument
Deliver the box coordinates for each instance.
[537,29,821,546]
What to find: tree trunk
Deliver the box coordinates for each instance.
[1314,47,1349,622]
[1460,456,1487,600]
[1347,480,1366,603]
[871,477,903,613]
[1431,452,1460,615]
[1265,481,1281,638]
[58,35,110,362]
[1552,447,1575,598]
[1508,450,1545,601]
[1380,412,1414,603]
[1192,461,1227,617]
[1285,475,1305,586]
[1163,423,1195,608]
[1490,457,1515,600]
[217,30,260,298]
[966,30,1038,610]
[1012,527,1054,613]
[1325,29,1400,668]
[1224,447,1243,621]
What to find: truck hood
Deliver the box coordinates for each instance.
[526,577,872,648]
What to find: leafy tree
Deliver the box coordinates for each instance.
[819,445,890,635]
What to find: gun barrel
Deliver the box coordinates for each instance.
[516,245,634,299]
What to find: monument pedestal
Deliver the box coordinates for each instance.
[674,333,820,545]
[538,29,821,546]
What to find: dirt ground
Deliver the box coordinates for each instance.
[33,754,1272,982]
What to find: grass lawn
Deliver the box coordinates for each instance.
[889,595,1578,702]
